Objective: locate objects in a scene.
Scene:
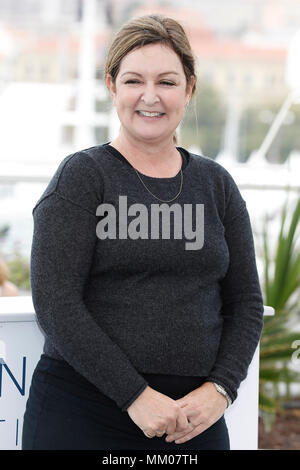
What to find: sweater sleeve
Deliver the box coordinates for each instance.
[205,168,264,403]
[30,152,148,411]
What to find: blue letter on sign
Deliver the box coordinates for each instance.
[0,357,26,397]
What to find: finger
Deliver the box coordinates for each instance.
[175,408,190,433]
[165,405,188,435]
[167,423,207,444]
[166,420,194,442]
[174,425,205,444]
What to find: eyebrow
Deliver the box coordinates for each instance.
[121,71,180,77]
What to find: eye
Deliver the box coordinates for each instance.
[124,80,175,86]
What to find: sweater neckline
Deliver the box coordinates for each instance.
[101,142,191,182]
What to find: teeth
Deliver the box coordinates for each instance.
[138,111,163,117]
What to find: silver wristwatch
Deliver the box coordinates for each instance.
[212,382,232,408]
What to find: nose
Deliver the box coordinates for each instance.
[141,83,160,105]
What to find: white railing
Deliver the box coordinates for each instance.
[0,296,274,450]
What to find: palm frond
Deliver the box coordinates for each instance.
[259,194,300,425]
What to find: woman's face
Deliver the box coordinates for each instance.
[106,42,195,144]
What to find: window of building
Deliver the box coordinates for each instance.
[61,125,75,144]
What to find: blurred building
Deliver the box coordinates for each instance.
[175,0,300,35]
[0,2,290,106]
[0,0,81,25]
[195,39,287,107]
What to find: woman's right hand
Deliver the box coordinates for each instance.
[126,385,192,438]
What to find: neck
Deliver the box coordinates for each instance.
[109,133,181,176]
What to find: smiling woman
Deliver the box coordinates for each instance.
[23,13,264,451]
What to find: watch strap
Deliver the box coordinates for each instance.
[212,382,232,407]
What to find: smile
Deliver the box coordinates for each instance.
[136,111,165,118]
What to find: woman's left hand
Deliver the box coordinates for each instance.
[165,381,228,444]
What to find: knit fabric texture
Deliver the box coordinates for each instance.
[30,142,264,411]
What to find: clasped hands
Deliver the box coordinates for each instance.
[127,381,228,445]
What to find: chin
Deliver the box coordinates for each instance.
[134,131,165,141]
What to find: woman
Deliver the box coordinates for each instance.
[22,14,264,450]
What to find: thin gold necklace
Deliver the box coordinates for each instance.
[133,152,183,203]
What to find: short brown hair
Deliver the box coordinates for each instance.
[104,14,197,145]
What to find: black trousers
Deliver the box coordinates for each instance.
[22,354,230,450]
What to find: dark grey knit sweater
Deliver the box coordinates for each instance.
[30,142,264,411]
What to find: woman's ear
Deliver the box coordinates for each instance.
[186,75,195,103]
[106,74,116,102]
